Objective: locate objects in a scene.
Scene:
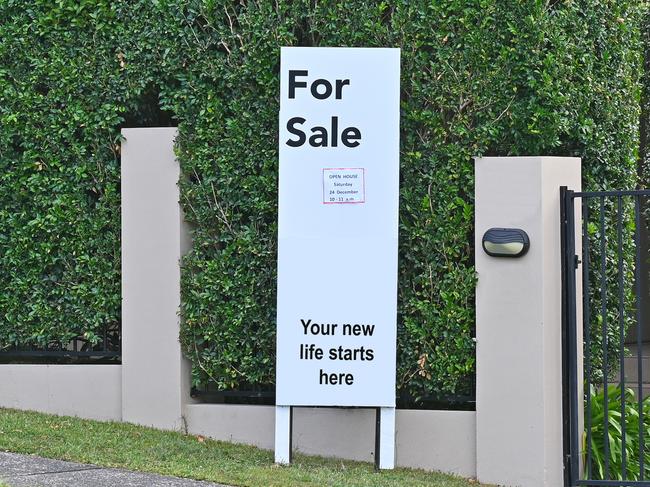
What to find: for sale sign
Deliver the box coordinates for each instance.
[276,47,400,407]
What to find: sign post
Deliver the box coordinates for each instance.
[276,47,400,469]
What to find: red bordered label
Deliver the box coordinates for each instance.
[322,168,365,204]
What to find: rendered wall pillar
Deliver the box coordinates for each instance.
[121,127,193,430]
[475,157,581,487]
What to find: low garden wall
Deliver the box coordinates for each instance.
[0,364,476,476]
[0,129,581,487]
[0,365,121,421]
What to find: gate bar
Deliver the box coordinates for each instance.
[573,190,650,197]
[562,187,581,486]
[598,196,610,479]
[582,196,593,481]
[616,195,627,478]
[634,195,645,480]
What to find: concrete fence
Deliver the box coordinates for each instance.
[0,128,582,487]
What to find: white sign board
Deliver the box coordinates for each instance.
[276,47,400,408]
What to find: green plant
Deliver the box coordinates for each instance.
[174,1,645,400]
[0,1,127,352]
[587,384,650,481]
[0,1,646,403]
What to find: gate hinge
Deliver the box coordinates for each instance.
[574,255,581,269]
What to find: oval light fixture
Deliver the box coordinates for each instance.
[482,228,530,258]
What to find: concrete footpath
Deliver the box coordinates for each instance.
[0,452,230,487]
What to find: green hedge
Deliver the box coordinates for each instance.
[175,1,645,400]
[0,1,125,350]
[0,1,644,402]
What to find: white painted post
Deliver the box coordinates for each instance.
[274,405,291,464]
[121,128,193,431]
[379,407,396,469]
[475,156,581,487]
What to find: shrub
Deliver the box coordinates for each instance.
[172,1,645,400]
[0,1,645,403]
[0,1,125,351]
[587,384,650,481]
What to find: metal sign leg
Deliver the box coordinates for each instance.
[377,407,395,470]
[274,405,292,464]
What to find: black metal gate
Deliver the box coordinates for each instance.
[562,187,650,486]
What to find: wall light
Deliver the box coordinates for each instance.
[482,228,530,258]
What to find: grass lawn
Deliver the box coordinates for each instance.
[0,408,487,487]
